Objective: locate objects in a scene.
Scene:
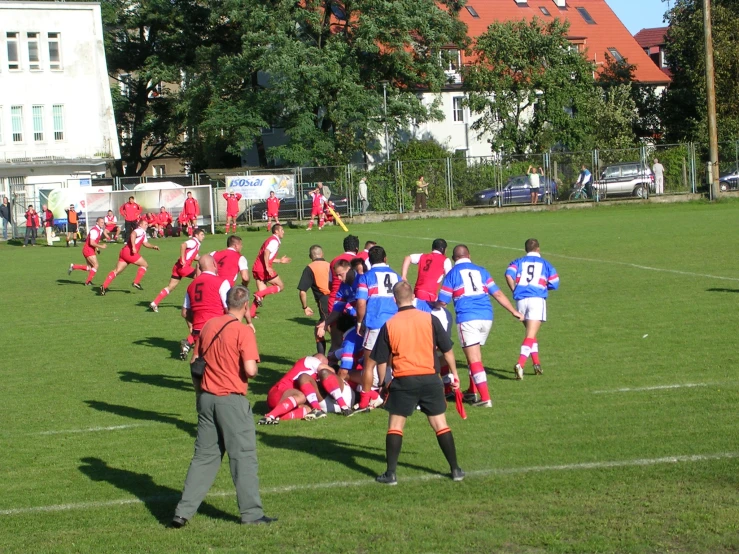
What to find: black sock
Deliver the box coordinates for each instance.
[316,339,326,355]
[437,430,459,470]
[386,432,403,473]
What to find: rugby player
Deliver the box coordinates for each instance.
[149,228,205,312]
[68,217,109,286]
[99,218,160,295]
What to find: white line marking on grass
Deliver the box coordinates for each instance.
[1,451,737,516]
[593,383,709,394]
[372,232,739,282]
[37,424,149,435]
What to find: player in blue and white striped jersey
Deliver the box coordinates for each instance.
[505,238,559,380]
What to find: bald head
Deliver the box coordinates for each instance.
[313,353,329,365]
[199,254,216,273]
[452,244,470,261]
[393,280,414,307]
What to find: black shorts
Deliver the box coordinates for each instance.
[385,374,446,417]
[68,223,78,233]
[529,187,539,193]
[317,295,329,324]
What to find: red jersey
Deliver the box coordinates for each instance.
[412,251,450,302]
[358,250,369,262]
[212,247,249,286]
[146,213,157,224]
[253,235,280,276]
[43,209,53,228]
[158,211,172,226]
[184,197,199,219]
[328,251,358,312]
[266,196,280,217]
[86,225,104,247]
[119,201,142,222]
[184,271,229,331]
[104,214,117,231]
[174,237,201,271]
[223,193,242,216]
[25,211,39,227]
[122,227,147,255]
[311,191,323,211]
[274,356,322,391]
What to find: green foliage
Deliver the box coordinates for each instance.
[463,17,597,156]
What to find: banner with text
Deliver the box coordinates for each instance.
[225,175,295,200]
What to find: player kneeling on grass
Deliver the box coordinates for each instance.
[505,238,559,379]
[371,281,464,485]
[258,354,352,424]
[68,217,109,286]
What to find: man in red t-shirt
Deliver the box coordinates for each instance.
[183,191,200,237]
[250,224,291,319]
[223,190,242,234]
[41,204,54,246]
[266,191,281,232]
[68,217,108,285]
[328,234,360,312]
[149,228,205,312]
[119,196,142,240]
[400,238,452,302]
[306,182,326,231]
[100,219,160,295]
[211,235,250,287]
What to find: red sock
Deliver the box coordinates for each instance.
[518,338,535,368]
[466,372,477,395]
[267,223,271,232]
[267,396,298,419]
[103,271,117,288]
[281,406,311,420]
[358,390,371,409]
[152,287,170,307]
[186,334,196,345]
[531,342,540,365]
[249,300,258,319]
[299,382,321,410]
[133,266,147,285]
[72,264,88,271]
[469,361,489,402]
[320,373,348,409]
[307,221,314,229]
[85,268,97,285]
[257,285,280,298]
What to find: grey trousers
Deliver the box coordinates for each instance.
[175,392,264,522]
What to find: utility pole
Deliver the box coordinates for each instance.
[380,81,391,162]
[703,0,719,199]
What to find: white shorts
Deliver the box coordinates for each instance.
[457,320,493,347]
[362,327,381,351]
[517,297,547,322]
[319,385,355,413]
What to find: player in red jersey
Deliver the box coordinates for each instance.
[180,254,234,360]
[250,224,290,319]
[401,238,452,302]
[211,235,250,287]
[68,217,109,285]
[99,219,159,295]
[328,234,360,312]
[223,190,242,234]
[305,182,326,231]
[266,191,281,232]
[177,210,190,237]
[119,196,142,240]
[357,240,376,270]
[158,207,173,238]
[104,210,119,242]
[183,191,200,237]
[258,354,352,424]
[149,228,205,312]
[146,212,159,238]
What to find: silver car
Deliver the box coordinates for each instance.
[594,162,655,198]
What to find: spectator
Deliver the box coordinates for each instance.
[527,165,544,205]
[575,165,592,197]
[23,205,39,247]
[1,197,11,240]
[415,175,428,212]
[41,204,54,246]
[158,206,173,237]
[183,191,200,237]
[119,196,142,240]
[104,210,119,242]
[358,177,369,214]
[652,158,665,195]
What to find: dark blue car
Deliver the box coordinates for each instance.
[469,175,557,206]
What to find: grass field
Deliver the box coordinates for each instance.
[1,200,738,553]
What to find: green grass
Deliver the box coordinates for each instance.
[1,201,738,553]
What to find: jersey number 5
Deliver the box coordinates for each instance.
[194,282,203,302]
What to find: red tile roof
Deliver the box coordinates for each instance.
[460,0,670,85]
[634,26,668,48]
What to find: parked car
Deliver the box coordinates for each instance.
[719,169,739,191]
[240,192,349,222]
[593,162,654,198]
[469,175,557,207]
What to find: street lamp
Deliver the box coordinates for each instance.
[380,80,390,162]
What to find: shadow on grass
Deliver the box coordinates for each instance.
[706,288,739,293]
[119,371,193,393]
[256,431,439,478]
[485,367,517,381]
[78,457,239,526]
[133,337,182,359]
[287,316,318,327]
[56,278,86,286]
[85,400,196,437]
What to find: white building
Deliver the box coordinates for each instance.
[0,1,119,230]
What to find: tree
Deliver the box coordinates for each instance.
[661,0,739,144]
[463,18,597,156]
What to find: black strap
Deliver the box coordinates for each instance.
[200,318,238,358]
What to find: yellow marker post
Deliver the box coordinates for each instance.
[327,206,349,232]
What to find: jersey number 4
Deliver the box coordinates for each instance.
[378,272,398,296]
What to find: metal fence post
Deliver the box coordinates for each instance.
[446,157,453,210]
[395,160,403,214]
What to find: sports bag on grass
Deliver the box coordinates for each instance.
[190,318,237,378]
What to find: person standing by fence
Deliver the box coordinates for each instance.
[23,205,39,247]
[415,175,429,212]
[358,177,369,214]
[1,197,10,240]
[119,196,142,240]
[652,159,665,195]
[527,165,543,205]
[41,204,54,246]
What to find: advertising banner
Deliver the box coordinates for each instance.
[225,175,295,200]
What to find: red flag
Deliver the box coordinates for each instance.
[454,388,467,420]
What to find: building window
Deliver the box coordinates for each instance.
[453,97,464,122]
[27,32,41,70]
[576,7,596,24]
[11,106,23,142]
[152,164,165,177]
[540,6,551,15]
[607,48,624,62]
[7,32,20,70]
[119,73,131,97]
[48,33,62,70]
[660,50,667,68]
[53,105,65,141]
[32,105,44,142]
[465,5,480,18]
[441,49,461,72]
